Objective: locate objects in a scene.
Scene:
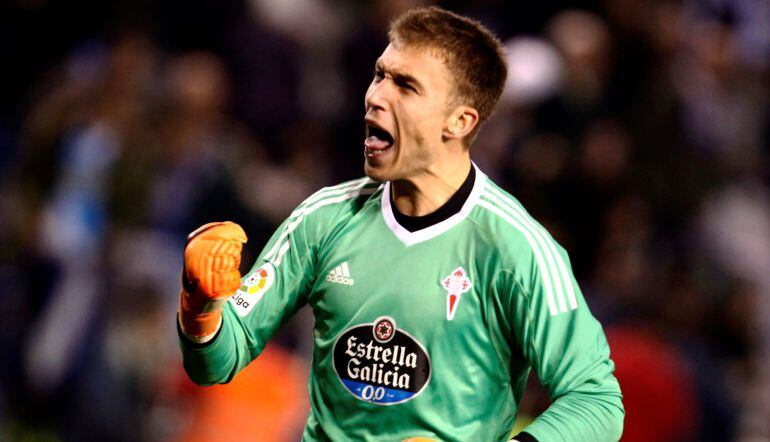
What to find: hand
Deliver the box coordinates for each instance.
[179,221,247,341]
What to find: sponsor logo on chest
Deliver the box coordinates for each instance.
[332,316,431,405]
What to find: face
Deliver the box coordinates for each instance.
[363,43,455,181]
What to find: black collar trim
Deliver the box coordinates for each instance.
[390,165,476,233]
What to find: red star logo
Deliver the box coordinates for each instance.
[375,321,393,340]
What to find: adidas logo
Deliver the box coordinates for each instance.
[327,262,355,286]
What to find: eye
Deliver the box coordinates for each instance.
[373,68,385,82]
[395,78,416,93]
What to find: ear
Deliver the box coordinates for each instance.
[443,106,480,142]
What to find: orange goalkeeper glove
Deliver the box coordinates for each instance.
[179,221,247,342]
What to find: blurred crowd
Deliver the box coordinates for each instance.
[0,0,768,441]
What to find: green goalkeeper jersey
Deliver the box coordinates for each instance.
[179,165,624,441]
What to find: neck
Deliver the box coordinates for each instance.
[391,155,472,217]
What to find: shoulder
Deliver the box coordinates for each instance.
[472,178,563,260]
[471,177,570,275]
[297,177,381,216]
[282,176,382,236]
[472,177,578,315]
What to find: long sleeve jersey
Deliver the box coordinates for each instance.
[179,165,624,441]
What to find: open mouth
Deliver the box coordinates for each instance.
[364,123,394,156]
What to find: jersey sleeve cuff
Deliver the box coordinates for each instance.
[177,314,223,349]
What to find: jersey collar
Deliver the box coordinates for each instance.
[381,163,486,246]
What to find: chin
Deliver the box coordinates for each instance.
[366,160,404,182]
[363,163,388,182]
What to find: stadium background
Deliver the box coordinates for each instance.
[0,0,768,440]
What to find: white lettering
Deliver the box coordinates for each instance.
[405,352,417,368]
[347,357,360,379]
[326,274,355,285]
[362,385,375,400]
[345,336,358,357]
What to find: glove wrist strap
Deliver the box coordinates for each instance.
[178,289,224,341]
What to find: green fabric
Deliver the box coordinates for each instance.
[179,170,624,441]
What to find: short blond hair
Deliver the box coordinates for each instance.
[389,7,507,143]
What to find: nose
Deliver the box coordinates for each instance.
[365,78,389,112]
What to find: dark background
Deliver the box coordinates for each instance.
[1,0,769,441]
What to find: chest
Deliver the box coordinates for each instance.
[308,219,495,343]
[305,207,517,406]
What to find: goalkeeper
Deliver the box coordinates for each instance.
[178,7,624,441]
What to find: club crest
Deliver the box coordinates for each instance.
[441,267,472,320]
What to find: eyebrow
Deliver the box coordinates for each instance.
[375,60,423,92]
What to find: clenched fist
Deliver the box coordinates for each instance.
[179,221,247,341]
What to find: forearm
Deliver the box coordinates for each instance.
[522,390,624,442]
[178,307,257,385]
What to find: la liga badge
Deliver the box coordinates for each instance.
[230,262,275,317]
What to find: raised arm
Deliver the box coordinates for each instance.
[178,213,316,385]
